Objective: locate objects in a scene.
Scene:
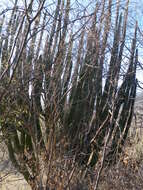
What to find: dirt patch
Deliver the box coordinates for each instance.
[0,142,31,190]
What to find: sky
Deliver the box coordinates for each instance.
[0,0,143,92]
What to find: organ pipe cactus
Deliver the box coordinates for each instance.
[0,0,139,188]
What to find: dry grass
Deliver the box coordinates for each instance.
[97,130,143,190]
[1,126,143,190]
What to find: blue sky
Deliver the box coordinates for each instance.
[0,0,143,91]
